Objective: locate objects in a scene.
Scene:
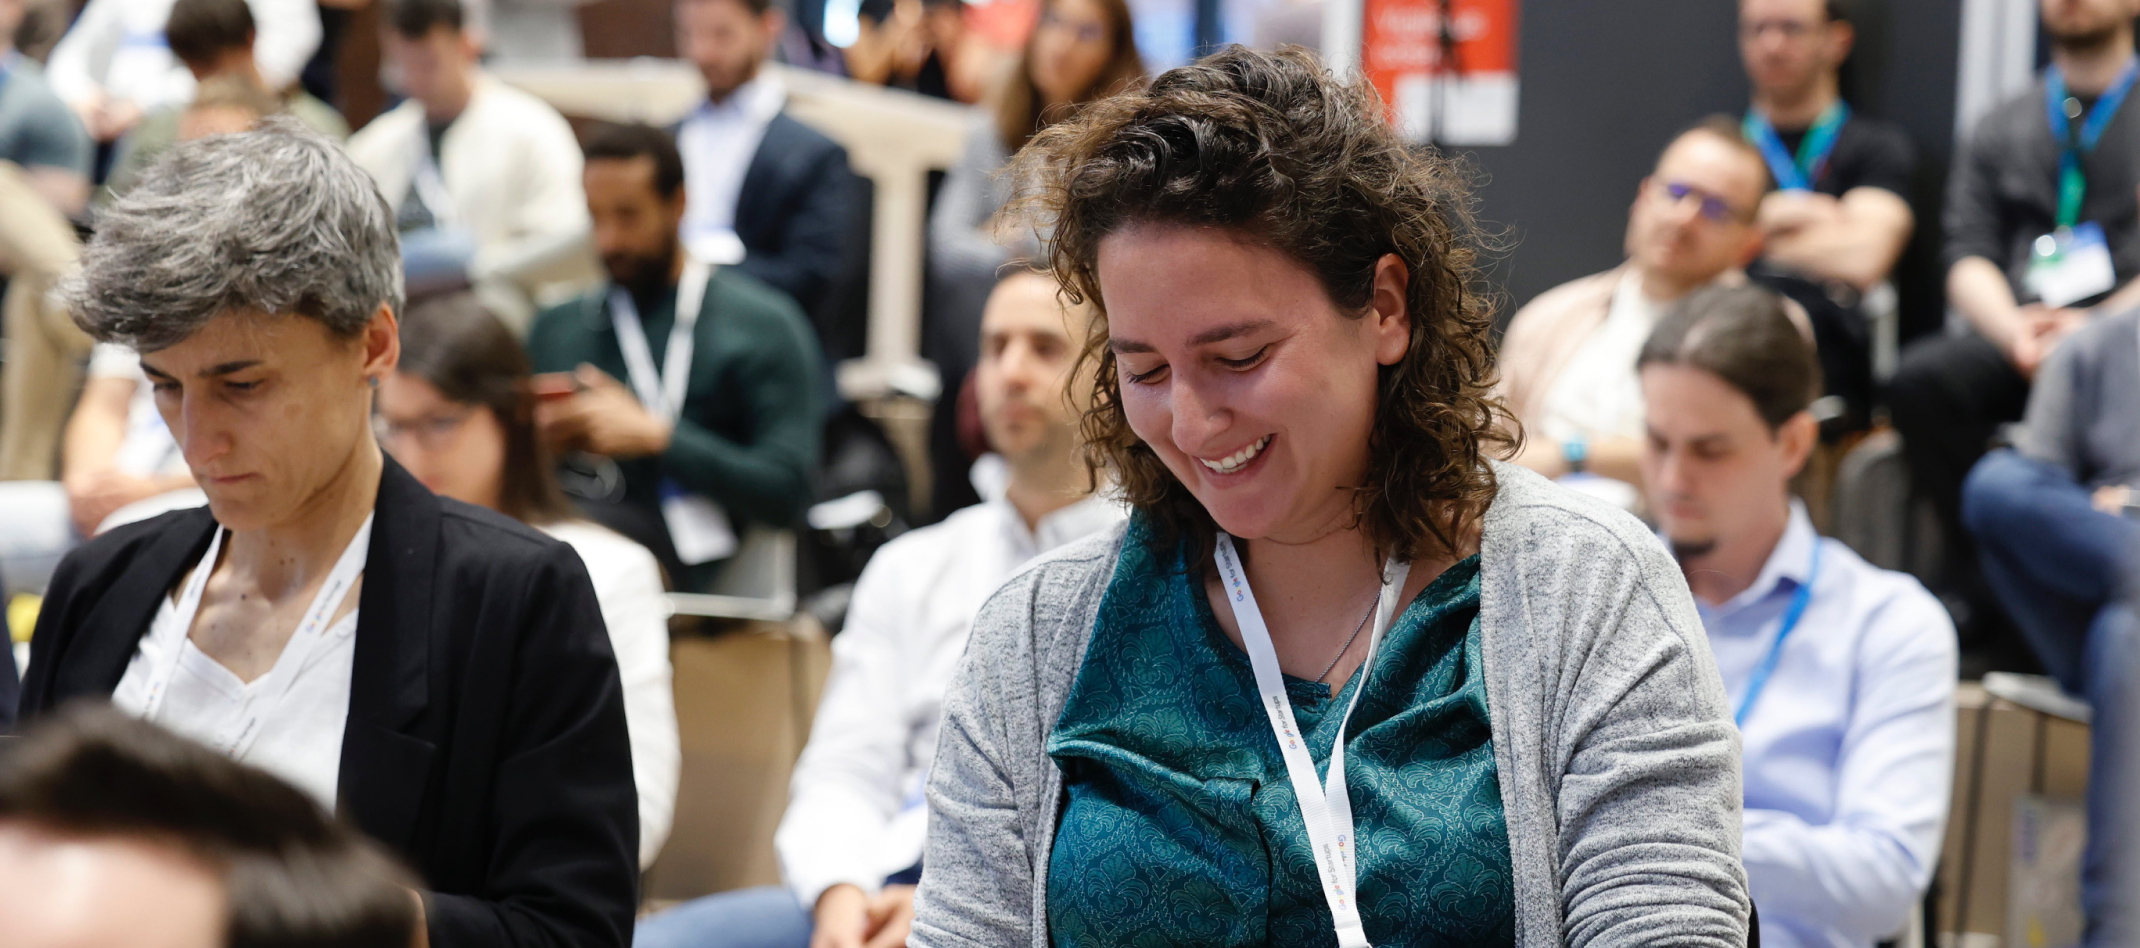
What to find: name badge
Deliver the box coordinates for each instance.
[2026,222,2117,308]
[660,480,737,565]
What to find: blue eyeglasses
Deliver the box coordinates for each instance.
[1656,180,1752,224]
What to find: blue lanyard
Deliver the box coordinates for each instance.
[2046,61,2140,229]
[1733,540,1824,728]
[1743,101,1850,192]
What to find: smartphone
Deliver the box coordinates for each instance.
[531,374,582,403]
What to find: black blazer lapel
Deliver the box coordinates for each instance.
[43,509,217,706]
[337,457,439,854]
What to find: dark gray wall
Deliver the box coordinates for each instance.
[1459,0,1963,335]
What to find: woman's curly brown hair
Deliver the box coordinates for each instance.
[1006,44,1518,564]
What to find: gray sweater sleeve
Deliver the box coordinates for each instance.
[1482,486,1748,947]
[910,568,1044,948]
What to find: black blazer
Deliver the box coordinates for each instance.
[21,459,638,948]
[733,111,859,319]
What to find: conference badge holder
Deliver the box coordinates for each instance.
[2026,222,2116,309]
[661,481,738,566]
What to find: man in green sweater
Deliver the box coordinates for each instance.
[530,123,822,589]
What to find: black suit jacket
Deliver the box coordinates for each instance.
[733,110,859,320]
[21,459,638,948]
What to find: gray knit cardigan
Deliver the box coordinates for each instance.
[910,461,1751,948]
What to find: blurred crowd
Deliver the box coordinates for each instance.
[0,0,2134,945]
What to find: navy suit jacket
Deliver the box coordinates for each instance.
[732,111,860,322]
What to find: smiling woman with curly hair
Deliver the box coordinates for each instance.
[910,45,1751,948]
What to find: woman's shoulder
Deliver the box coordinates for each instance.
[43,506,214,612]
[538,520,664,586]
[965,520,1128,674]
[1480,461,1676,578]
[433,498,590,581]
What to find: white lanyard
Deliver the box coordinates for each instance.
[1213,532,1410,948]
[609,257,713,423]
[138,515,373,760]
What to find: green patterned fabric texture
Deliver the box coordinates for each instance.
[1044,515,1516,948]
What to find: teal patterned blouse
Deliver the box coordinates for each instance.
[1044,516,1515,948]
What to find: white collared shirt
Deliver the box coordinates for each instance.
[677,74,786,258]
[111,553,362,811]
[1695,503,1958,948]
[774,487,1124,907]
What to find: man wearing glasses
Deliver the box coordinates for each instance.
[1739,0,1918,433]
[1500,116,1777,491]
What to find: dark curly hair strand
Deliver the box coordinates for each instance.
[1007,44,1518,565]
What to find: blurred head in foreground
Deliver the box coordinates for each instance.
[0,704,417,948]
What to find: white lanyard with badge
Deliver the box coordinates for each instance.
[137,515,373,760]
[610,257,738,565]
[1213,533,1411,948]
[2027,62,2138,308]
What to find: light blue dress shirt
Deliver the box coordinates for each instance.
[1695,503,1958,948]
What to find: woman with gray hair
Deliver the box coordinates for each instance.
[17,119,641,948]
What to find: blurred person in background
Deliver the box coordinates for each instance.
[1739,0,1914,294]
[633,269,1122,948]
[101,0,347,202]
[1641,284,1955,948]
[530,123,822,591]
[1890,0,2140,651]
[484,0,596,65]
[347,0,591,329]
[1738,0,1916,431]
[924,0,1138,515]
[842,0,980,101]
[673,0,858,321]
[927,0,1141,388]
[0,339,197,601]
[1961,295,2140,946]
[914,47,1749,948]
[0,0,91,214]
[0,159,85,482]
[44,0,319,143]
[0,706,421,948]
[1499,117,1772,488]
[19,120,640,948]
[379,290,679,870]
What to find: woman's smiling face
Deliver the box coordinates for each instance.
[1099,224,1412,545]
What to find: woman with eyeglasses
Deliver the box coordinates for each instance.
[375,290,680,871]
[909,48,1751,948]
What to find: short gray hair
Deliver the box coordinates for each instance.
[69,117,403,351]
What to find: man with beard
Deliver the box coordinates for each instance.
[1499,116,1774,488]
[1640,284,1956,948]
[634,269,1122,948]
[529,123,822,589]
[1890,0,2140,649]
